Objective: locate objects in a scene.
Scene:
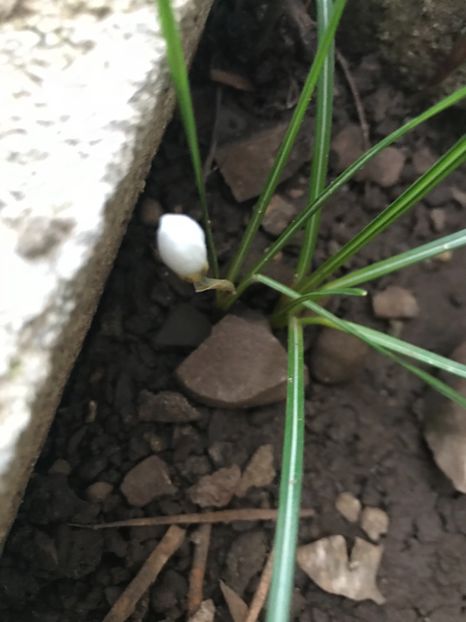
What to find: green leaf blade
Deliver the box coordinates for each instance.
[323,229,466,290]
[225,0,347,286]
[295,0,335,282]
[267,317,305,622]
[155,0,218,276]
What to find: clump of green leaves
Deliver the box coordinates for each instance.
[156,1,466,620]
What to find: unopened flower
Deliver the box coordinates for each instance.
[157,214,208,281]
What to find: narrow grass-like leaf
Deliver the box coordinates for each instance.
[342,321,466,380]
[277,287,367,319]
[322,229,466,290]
[295,0,335,282]
[155,0,218,276]
[225,0,347,285]
[255,274,466,407]
[222,88,466,306]
[267,317,305,622]
[299,136,466,292]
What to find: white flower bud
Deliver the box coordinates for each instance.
[157,214,208,280]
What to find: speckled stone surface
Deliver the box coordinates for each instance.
[0,0,213,547]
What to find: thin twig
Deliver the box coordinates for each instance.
[335,48,370,151]
[203,87,222,180]
[187,524,212,616]
[73,508,315,530]
[245,551,274,622]
[102,525,186,622]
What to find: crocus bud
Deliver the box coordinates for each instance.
[157,214,208,281]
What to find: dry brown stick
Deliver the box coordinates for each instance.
[335,48,371,151]
[102,525,186,622]
[187,524,212,616]
[244,551,274,622]
[74,508,314,530]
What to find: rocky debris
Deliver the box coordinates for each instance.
[262,195,299,237]
[425,185,452,208]
[235,444,276,498]
[48,459,72,476]
[139,197,162,227]
[23,475,91,525]
[85,481,114,504]
[412,147,437,175]
[176,315,289,408]
[138,390,201,423]
[310,329,369,384]
[188,599,215,622]
[188,465,241,508]
[224,530,268,596]
[372,286,419,319]
[154,303,211,348]
[424,341,466,493]
[215,122,311,202]
[430,208,446,232]
[360,507,389,541]
[297,536,385,605]
[335,492,362,523]
[331,124,364,172]
[120,456,176,507]
[451,186,466,208]
[220,581,248,622]
[361,147,406,188]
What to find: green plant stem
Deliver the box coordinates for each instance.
[295,0,334,282]
[299,136,466,292]
[267,317,305,622]
[224,0,347,287]
[219,88,466,308]
[155,0,218,277]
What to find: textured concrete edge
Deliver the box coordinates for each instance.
[0,0,213,548]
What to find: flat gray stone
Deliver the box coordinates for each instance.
[120,456,176,507]
[176,314,289,408]
[424,341,466,493]
[360,506,389,542]
[235,444,276,498]
[0,0,213,547]
[138,390,202,423]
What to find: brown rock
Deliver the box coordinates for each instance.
[235,444,276,497]
[138,390,201,423]
[188,465,241,508]
[430,208,446,232]
[424,341,466,493]
[215,122,311,202]
[120,456,176,507]
[361,147,406,188]
[176,314,289,408]
[335,492,361,523]
[372,286,419,319]
[412,147,437,175]
[360,507,389,542]
[86,481,114,503]
[310,328,369,384]
[331,124,365,172]
[262,195,299,237]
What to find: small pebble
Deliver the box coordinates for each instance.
[360,506,389,541]
[372,286,419,319]
[335,492,362,523]
[86,481,114,503]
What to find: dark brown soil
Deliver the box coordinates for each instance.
[1,2,466,621]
